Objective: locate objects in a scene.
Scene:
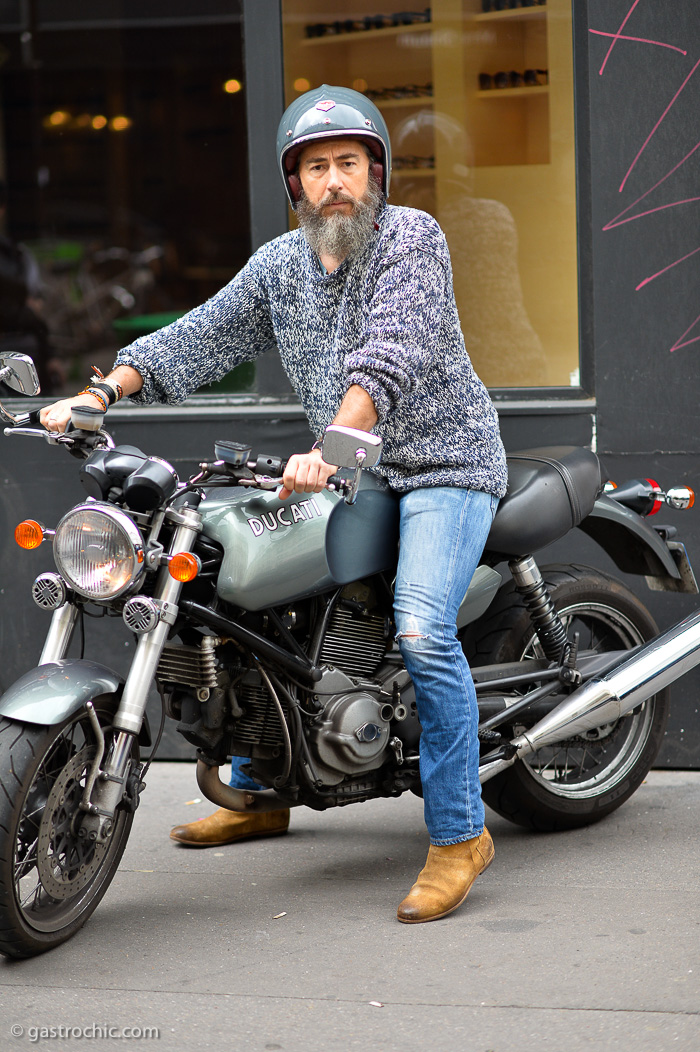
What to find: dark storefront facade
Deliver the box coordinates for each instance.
[0,0,699,764]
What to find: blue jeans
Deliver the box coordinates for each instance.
[229,486,498,844]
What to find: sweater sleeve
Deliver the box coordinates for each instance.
[343,249,448,423]
[114,259,275,405]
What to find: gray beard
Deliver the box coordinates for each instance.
[296,178,383,262]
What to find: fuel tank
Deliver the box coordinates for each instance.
[198,473,400,610]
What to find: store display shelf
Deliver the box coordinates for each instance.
[473,7,546,23]
[392,168,435,177]
[476,85,549,98]
[301,22,431,46]
[373,96,434,109]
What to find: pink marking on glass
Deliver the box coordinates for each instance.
[603,139,700,230]
[636,244,700,290]
[619,57,700,194]
[670,312,700,353]
[596,0,643,76]
[589,29,686,57]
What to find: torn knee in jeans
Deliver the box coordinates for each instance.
[395,615,432,650]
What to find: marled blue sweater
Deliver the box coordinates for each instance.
[116,204,507,496]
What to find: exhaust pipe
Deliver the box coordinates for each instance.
[481,607,700,782]
[196,761,300,813]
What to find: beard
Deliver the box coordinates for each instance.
[296,177,384,261]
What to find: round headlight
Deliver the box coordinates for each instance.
[53,503,144,600]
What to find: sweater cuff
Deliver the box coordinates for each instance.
[344,371,392,424]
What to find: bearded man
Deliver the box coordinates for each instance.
[41,85,507,923]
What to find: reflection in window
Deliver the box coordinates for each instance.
[282,0,578,389]
[0,4,251,395]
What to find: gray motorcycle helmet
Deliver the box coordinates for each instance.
[276,84,391,209]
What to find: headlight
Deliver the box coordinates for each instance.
[53,503,145,600]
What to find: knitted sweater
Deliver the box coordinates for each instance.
[116,204,508,497]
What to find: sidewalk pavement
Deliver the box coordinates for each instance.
[1,763,698,1052]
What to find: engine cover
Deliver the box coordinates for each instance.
[308,668,392,785]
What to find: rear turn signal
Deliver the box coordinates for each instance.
[15,520,44,549]
[168,552,200,582]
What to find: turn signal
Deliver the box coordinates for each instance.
[15,520,44,549]
[168,552,200,582]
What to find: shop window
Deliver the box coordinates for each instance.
[282,0,579,389]
[0,3,251,396]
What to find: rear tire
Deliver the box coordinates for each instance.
[466,564,670,831]
[0,703,136,958]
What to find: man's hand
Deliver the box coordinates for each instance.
[40,394,105,433]
[279,447,338,501]
[39,364,144,433]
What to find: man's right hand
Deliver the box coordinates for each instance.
[40,393,106,434]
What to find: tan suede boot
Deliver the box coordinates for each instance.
[169,807,290,847]
[397,828,494,923]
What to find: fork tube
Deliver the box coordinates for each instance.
[40,603,79,664]
[112,506,202,736]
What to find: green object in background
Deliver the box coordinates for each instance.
[113,312,256,393]
[112,312,184,338]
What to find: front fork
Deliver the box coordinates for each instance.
[42,502,203,839]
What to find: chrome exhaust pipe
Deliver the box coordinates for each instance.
[512,607,700,758]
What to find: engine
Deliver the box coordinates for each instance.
[156,585,420,788]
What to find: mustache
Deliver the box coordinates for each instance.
[319,190,356,208]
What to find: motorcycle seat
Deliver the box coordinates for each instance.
[485,446,603,558]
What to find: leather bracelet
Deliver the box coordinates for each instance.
[101,378,124,403]
[89,381,118,406]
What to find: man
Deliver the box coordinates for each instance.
[41,85,508,924]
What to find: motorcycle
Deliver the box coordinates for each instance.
[0,350,697,958]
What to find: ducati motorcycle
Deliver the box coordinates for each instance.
[0,350,697,959]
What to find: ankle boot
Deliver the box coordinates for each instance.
[397,828,494,923]
[169,807,290,847]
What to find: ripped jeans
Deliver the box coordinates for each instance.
[394,486,499,845]
[229,485,498,845]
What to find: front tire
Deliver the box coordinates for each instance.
[466,564,670,831]
[0,703,137,958]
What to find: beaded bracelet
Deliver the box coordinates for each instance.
[90,381,119,406]
[78,386,109,413]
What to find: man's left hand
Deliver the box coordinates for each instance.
[279,447,338,501]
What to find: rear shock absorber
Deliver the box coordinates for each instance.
[509,555,568,662]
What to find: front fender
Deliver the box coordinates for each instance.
[578,495,698,593]
[0,659,123,726]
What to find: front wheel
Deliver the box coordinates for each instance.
[0,703,137,958]
[466,564,671,831]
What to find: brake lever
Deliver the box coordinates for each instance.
[3,425,66,445]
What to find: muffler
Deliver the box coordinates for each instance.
[480,607,700,782]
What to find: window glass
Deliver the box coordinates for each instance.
[282,0,578,389]
[0,3,251,396]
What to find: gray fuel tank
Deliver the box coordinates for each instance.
[199,473,399,610]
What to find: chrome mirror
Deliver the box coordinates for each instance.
[322,424,382,505]
[0,353,40,396]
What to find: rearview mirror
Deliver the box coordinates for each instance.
[321,424,382,470]
[0,353,40,396]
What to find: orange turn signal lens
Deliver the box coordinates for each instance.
[15,520,44,549]
[168,552,200,582]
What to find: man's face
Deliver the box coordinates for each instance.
[297,138,371,213]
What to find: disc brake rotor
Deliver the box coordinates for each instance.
[37,747,108,900]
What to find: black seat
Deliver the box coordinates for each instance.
[485,446,603,558]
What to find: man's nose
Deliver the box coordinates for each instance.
[326,163,344,190]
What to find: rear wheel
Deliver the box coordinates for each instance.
[466,564,670,831]
[0,703,137,958]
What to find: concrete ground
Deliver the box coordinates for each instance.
[1,763,698,1052]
